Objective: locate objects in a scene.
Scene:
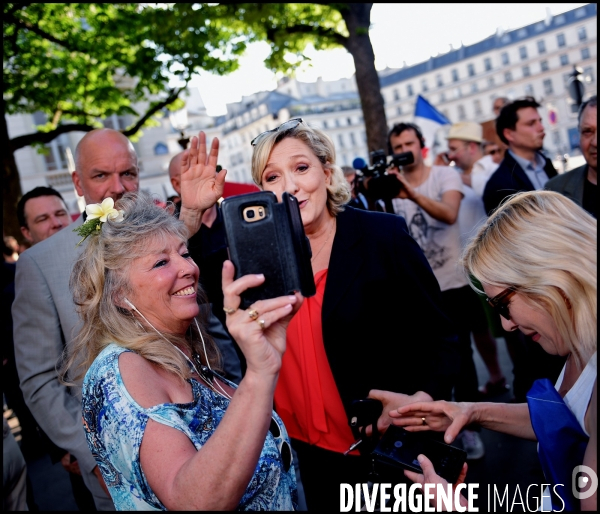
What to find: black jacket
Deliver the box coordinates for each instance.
[483,151,557,215]
[320,206,459,411]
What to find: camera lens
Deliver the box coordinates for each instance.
[247,210,255,219]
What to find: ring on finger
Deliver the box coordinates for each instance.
[257,319,266,330]
[223,306,238,315]
[421,417,427,426]
[247,309,259,321]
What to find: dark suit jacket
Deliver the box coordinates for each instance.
[544,164,587,207]
[483,151,557,215]
[320,206,459,413]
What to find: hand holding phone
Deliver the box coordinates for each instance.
[371,425,467,484]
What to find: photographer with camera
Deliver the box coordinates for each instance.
[385,122,486,460]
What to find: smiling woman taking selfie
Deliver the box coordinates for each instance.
[59,150,300,510]
[389,191,597,511]
[249,118,458,509]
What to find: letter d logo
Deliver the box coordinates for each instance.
[572,465,598,500]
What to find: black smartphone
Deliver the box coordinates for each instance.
[371,425,466,484]
[221,191,316,309]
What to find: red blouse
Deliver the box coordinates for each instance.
[274,269,357,454]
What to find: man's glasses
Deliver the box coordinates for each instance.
[486,287,516,321]
[250,118,304,147]
[269,417,292,472]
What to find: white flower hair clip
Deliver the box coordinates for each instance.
[74,198,125,246]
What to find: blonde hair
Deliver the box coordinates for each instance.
[60,191,221,385]
[250,122,351,216]
[462,191,597,370]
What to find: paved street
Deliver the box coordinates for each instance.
[6,335,543,511]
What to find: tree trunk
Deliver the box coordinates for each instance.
[340,3,388,158]
[2,101,23,242]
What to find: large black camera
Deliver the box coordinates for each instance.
[353,150,414,202]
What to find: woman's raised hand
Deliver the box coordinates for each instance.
[179,131,227,229]
[390,401,474,444]
[221,260,303,377]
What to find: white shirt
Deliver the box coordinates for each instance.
[391,166,468,292]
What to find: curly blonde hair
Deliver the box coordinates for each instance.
[250,121,351,216]
[60,191,221,385]
[462,191,597,370]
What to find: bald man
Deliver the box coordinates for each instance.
[12,129,234,510]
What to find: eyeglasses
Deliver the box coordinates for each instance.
[486,287,516,321]
[269,417,293,472]
[250,118,304,147]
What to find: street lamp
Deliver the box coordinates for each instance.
[169,108,190,149]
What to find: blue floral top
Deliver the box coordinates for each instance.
[82,344,297,511]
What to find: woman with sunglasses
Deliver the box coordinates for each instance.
[59,136,301,510]
[386,191,597,511]
[249,119,458,509]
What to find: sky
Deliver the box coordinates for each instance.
[189,3,588,116]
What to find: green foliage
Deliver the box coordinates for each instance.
[3,3,252,138]
[216,4,349,76]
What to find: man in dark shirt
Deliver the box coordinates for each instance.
[546,95,597,218]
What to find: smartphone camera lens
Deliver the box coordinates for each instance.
[247,210,255,219]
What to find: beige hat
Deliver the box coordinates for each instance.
[445,122,483,143]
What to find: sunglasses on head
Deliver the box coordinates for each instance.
[486,287,516,321]
[269,417,293,472]
[250,118,304,147]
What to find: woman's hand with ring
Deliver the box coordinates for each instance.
[221,260,303,377]
[390,400,475,444]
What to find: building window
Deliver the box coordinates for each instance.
[501,52,509,65]
[583,66,595,84]
[581,47,590,60]
[421,79,428,92]
[335,118,341,127]
[560,54,569,66]
[578,27,587,41]
[457,105,466,121]
[337,134,345,148]
[439,92,446,103]
[504,71,513,83]
[43,134,70,171]
[347,117,352,126]
[468,63,475,77]
[349,132,356,146]
[452,69,459,82]
[540,60,549,72]
[436,74,443,87]
[393,89,400,101]
[537,40,546,54]
[454,87,462,99]
[488,77,495,88]
[474,99,482,116]
[522,65,531,77]
[543,79,554,95]
[519,46,528,60]
[557,33,566,47]
[484,57,492,71]
[471,82,478,93]
[524,84,534,96]
[322,120,328,129]
[407,84,414,96]
[154,143,168,155]
[397,106,403,115]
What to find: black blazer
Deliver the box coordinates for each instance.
[321,206,459,413]
[483,151,557,215]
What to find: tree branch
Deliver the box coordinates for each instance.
[121,87,183,137]
[10,123,96,151]
[6,12,79,52]
[267,24,348,48]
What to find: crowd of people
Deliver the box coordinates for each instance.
[3,93,596,511]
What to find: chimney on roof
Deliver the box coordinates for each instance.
[544,7,552,26]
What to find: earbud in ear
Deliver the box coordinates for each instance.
[124,298,136,310]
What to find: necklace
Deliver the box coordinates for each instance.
[311,219,336,263]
